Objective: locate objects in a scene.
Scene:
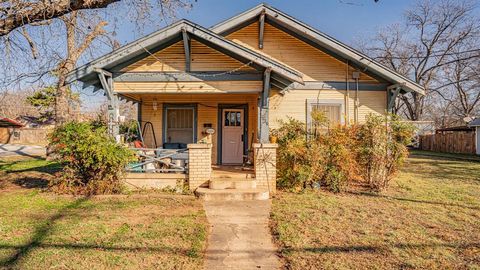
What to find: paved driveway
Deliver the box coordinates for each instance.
[203,200,281,270]
[0,144,46,158]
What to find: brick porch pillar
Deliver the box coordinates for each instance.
[253,143,278,195]
[187,143,212,190]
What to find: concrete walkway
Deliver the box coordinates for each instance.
[203,200,281,270]
[0,144,46,158]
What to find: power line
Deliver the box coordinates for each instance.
[372,48,480,60]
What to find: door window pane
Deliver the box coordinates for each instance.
[236,112,241,126]
[225,112,230,126]
[230,112,236,126]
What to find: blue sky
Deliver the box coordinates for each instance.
[117,0,418,46]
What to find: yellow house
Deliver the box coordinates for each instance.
[68,4,425,199]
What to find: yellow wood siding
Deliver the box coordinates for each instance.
[139,94,258,164]
[121,42,185,72]
[114,81,262,93]
[191,40,255,71]
[227,22,379,83]
[269,89,386,128]
[121,40,256,72]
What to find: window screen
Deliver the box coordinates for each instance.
[165,108,194,144]
[311,104,342,124]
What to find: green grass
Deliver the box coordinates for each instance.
[410,149,480,162]
[0,157,61,173]
[271,155,480,269]
[0,158,208,269]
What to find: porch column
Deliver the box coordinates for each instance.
[253,143,277,195]
[187,143,212,190]
[96,68,120,141]
[259,68,271,143]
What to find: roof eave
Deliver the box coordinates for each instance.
[211,4,425,96]
[68,18,303,86]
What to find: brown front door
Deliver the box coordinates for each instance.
[222,109,244,164]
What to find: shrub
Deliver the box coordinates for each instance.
[49,121,135,195]
[356,114,414,191]
[317,124,359,192]
[275,115,358,193]
[274,113,413,193]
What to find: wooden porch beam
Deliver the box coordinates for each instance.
[112,71,262,82]
[259,9,265,49]
[387,85,402,112]
[182,28,191,72]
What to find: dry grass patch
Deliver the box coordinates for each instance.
[0,157,207,269]
[271,153,480,269]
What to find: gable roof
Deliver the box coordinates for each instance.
[0,117,23,128]
[469,118,480,127]
[211,3,425,95]
[67,19,303,87]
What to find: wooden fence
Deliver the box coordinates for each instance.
[419,132,476,154]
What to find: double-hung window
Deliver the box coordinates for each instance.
[306,99,344,132]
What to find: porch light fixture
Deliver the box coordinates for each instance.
[153,99,158,111]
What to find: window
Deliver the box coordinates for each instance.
[224,111,242,126]
[311,104,341,124]
[164,106,195,144]
[306,99,344,132]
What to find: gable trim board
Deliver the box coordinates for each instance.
[67,20,304,90]
[211,3,425,96]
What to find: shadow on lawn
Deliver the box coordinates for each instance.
[0,196,90,267]
[0,161,61,174]
[12,176,49,189]
[0,196,193,268]
[405,157,480,182]
[348,191,480,211]
[284,242,480,254]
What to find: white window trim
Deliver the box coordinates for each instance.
[306,99,345,126]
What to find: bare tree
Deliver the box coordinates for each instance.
[1,0,192,125]
[440,51,480,123]
[361,0,480,121]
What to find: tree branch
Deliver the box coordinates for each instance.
[0,0,120,36]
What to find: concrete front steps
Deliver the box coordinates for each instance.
[195,177,269,201]
[195,187,269,201]
[195,166,269,201]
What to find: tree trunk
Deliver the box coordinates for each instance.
[55,67,72,125]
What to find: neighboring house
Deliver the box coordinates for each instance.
[0,117,24,144]
[3,116,53,145]
[468,118,480,155]
[67,4,425,197]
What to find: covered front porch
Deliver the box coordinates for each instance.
[120,93,277,195]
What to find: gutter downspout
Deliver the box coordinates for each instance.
[346,60,350,124]
[352,71,360,123]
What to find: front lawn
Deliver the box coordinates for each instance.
[271,153,480,269]
[0,157,208,269]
